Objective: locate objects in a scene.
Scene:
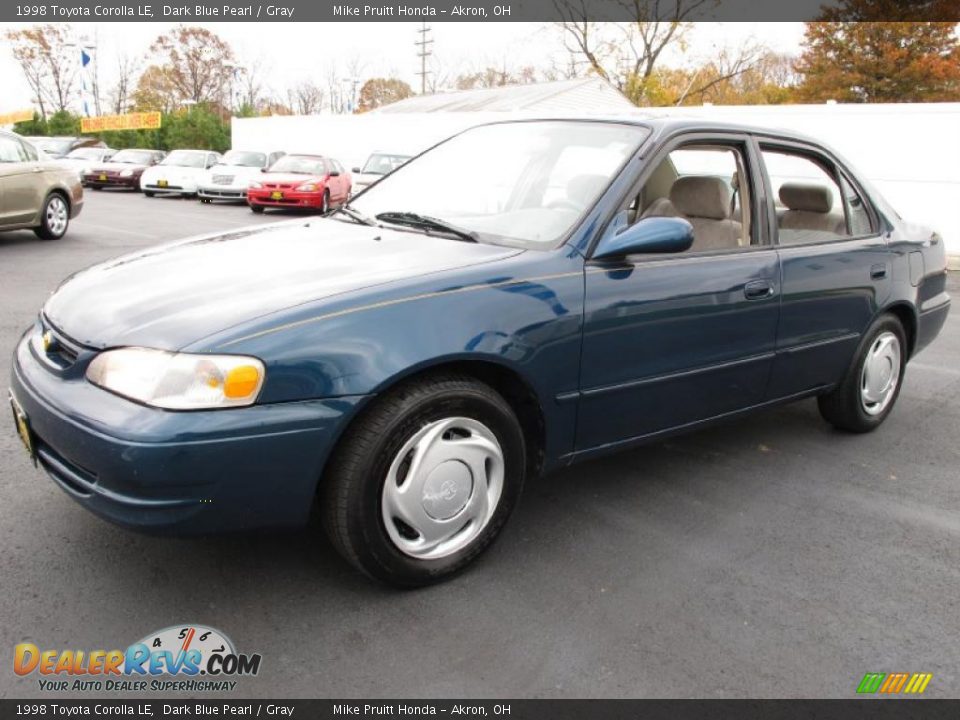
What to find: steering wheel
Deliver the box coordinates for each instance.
[546,198,580,212]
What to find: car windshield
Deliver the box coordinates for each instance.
[268,155,325,174]
[66,148,105,160]
[111,150,155,164]
[35,138,74,155]
[222,150,266,167]
[362,153,410,175]
[350,121,649,249]
[161,150,208,168]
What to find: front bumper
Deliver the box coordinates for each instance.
[143,180,198,195]
[84,174,139,189]
[198,184,248,200]
[10,327,366,535]
[247,189,325,209]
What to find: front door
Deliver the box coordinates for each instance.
[576,134,781,451]
[0,135,46,226]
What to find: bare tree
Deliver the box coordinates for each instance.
[5,24,80,115]
[555,0,715,101]
[108,52,141,114]
[287,81,325,115]
[149,26,237,106]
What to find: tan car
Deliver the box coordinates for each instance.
[0,130,83,240]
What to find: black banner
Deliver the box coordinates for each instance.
[2,0,959,23]
[3,700,960,719]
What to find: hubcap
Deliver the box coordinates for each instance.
[381,417,504,560]
[46,197,68,236]
[860,331,901,416]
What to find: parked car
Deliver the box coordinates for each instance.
[197,150,286,202]
[57,147,116,184]
[140,150,222,198]
[83,149,166,191]
[0,131,83,240]
[24,136,106,159]
[352,151,411,193]
[247,154,350,214]
[9,119,950,586]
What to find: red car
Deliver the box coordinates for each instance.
[247,154,351,214]
[83,149,166,191]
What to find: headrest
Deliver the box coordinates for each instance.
[779,182,832,214]
[567,174,607,201]
[670,176,731,220]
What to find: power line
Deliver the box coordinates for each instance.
[415,22,433,94]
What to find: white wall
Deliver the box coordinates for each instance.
[233,103,960,256]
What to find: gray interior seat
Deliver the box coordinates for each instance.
[667,176,743,251]
[778,182,846,242]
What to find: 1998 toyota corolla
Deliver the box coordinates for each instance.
[9,119,950,586]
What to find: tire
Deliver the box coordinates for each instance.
[91,185,102,191]
[320,190,330,215]
[322,373,526,587]
[250,204,265,214]
[144,191,155,198]
[33,193,70,240]
[817,313,907,433]
[200,198,211,204]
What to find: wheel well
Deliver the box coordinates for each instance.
[883,303,917,357]
[47,188,70,211]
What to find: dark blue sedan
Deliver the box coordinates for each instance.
[9,119,951,585]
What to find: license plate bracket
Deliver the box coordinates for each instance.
[99,174,107,181]
[158,179,168,188]
[9,393,37,466]
[270,191,284,200]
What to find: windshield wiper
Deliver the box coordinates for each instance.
[375,212,478,243]
[333,204,378,226]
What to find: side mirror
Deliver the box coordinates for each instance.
[352,167,361,173]
[260,167,268,173]
[593,215,694,259]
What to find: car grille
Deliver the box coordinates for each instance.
[264,182,296,189]
[212,175,234,185]
[36,318,82,370]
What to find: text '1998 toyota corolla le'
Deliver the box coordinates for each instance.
[9,119,951,586]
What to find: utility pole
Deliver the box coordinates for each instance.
[415,22,433,94]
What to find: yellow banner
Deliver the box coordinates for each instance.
[81,112,162,133]
[0,109,35,125]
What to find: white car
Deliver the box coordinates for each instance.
[141,149,222,197]
[57,147,116,184]
[352,151,412,193]
[197,149,286,202]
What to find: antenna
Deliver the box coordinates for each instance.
[415,22,433,94]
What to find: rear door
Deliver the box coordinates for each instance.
[756,138,892,398]
[576,132,781,451]
[0,135,46,226]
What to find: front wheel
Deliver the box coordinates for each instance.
[818,314,907,432]
[144,191,155,198]
[34,193,69,240]
[250,204,265,214]
[322,374,526,587]
[319,190,330,215]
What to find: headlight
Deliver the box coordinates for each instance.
[295,183,319,192]
[119,169,134,177]
[86,348,265,410]
[249,181,262,189]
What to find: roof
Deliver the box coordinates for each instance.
[375,78,635,114]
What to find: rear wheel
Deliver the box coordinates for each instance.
[34,193,69,240]
[322,374,526,587]
[818,314,907,432]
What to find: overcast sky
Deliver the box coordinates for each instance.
[0,22,807,115]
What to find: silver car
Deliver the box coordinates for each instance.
[0,131,83,240]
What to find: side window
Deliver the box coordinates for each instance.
[760,146,874,244]
[631,143,752,253]
[0,136,25,163]
[21,140,38,161]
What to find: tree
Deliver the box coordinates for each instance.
[555,0,714,103]
[794,21,960,102]
[108,53,141,114]
[148,26,237,106]
[356,77,414,112]
[132,65,182,113]
[454,64,538,90]
[287,81,325,115]
[160,107,230,152]
[5,24,80,117]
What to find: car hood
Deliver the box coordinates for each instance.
[208,164,263,176]
[143,165,206,179]
[43,218,523,350]
[258,172,325,185]
[90,162,149,173]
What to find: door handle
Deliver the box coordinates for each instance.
[870,264,888,280]
[32,167,44,173]
[744,280,774,300]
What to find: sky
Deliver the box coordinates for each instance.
[0,22,807,115]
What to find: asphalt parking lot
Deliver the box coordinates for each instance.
[1,190,959,699]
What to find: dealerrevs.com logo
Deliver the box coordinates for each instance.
[14,625,262,693]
